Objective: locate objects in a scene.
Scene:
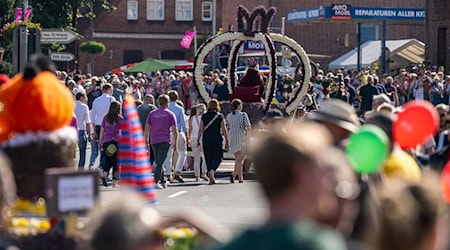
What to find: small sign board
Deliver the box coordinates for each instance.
[50,52,75,62]
[41,29,77,44]
[45,168,99,217]
[331,4,352,20]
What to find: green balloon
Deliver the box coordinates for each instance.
[346,125,389,174]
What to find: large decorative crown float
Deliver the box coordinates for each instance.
[194,5,315,114]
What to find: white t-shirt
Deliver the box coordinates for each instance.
[414,87,424,100]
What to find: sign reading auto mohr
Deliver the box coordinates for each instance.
[41,29,77,44]
[331,4,352,20]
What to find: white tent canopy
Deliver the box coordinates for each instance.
[328,39,425,71]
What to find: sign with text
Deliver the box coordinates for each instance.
[288,6,425,23]
[287,7,321,23]
[45,168,99,217]
[50,52,75,62]
[352,7,425,20]
[41,29,77,44]
[331,4,352,20]
[243,41,265,51]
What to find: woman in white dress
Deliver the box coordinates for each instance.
[188,104,209,182]
[226,99,251,183]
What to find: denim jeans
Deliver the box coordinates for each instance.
[89,125,105,169]
[151,142,170,184]
[78,130,87,170]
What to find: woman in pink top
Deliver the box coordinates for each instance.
[99,101,122,188]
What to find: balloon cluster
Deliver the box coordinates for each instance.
[346,101,439,174]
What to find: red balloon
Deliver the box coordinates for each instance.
[393,100,439,149]
[441,162,450,203]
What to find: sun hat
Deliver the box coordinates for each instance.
[311,99,360,132]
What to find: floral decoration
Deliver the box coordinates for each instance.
[1,21,41,42]
[161,227,199,250]
[280,75,300,100]
[193,31,277,111]
[269,33,311,114]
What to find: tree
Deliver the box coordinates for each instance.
[79,40,105,74]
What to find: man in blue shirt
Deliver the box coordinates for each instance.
[163,90,188,183]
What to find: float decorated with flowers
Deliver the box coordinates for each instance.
[193,5,316,116]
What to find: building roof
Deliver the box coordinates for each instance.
[328,38,424,70]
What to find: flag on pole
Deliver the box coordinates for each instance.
[180,31,195,49]
[118,95,157,204]
[15,8,32,22]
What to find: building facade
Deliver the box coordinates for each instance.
[78,0,426,75]
[427,0,450,70]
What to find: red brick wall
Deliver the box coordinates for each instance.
[77,0,427,75]
[428,0,450,70]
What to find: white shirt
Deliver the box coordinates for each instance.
[90,93,116,126]
[190,115,201,140]
[414,87,424,100]
[74,100,91,130]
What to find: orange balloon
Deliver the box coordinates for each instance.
[441,162,450,204]
[393,101,439,149]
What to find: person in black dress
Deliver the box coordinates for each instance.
[197,99,230,184]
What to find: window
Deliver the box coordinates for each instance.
[127,1,138,20]
[147,0,164,21]
[202,1,212,21]
[175,0,193,21]
[124,50,143,65]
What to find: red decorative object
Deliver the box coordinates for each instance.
[393,100,439,149]
[230,86,261,102]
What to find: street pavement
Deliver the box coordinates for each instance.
[75,143,268,237]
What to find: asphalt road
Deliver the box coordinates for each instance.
[76,143,268,237]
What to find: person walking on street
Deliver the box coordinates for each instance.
[226,99,251,183]
[164,91,188,183]
[137,94,157,164]
[90,83,116,170]
[74,92,92,171]
[99,101,122,188]
[144,95,178,189]
[188,104,209,182]
[197,99,229,185]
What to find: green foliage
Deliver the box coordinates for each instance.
[0,61,13,77]
[79,40,105,55]
[188,33,209,59]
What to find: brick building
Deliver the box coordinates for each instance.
[427,0,450,70]
[77,0,425,75]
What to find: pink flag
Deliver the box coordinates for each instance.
[15,8,32,21]
[180,31,195,49]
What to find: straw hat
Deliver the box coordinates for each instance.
[312,99,360,132]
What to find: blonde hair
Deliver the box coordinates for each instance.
[196,103,206,115]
